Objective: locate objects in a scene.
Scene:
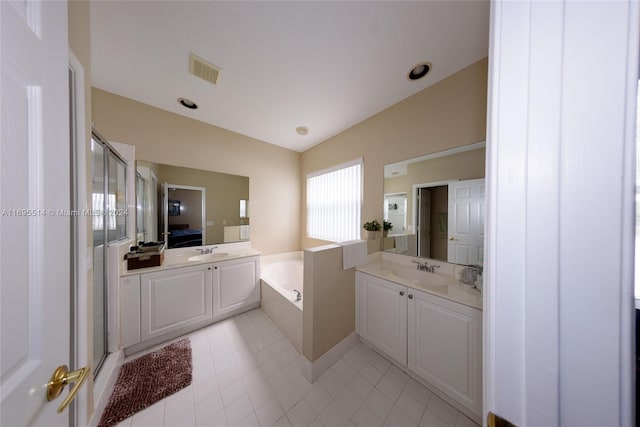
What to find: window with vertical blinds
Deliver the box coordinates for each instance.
[307,159,362,242]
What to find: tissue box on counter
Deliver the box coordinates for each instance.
[126,242,165,270]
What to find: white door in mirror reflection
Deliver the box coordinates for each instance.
[384,193,407,233]
[448,179,485,265]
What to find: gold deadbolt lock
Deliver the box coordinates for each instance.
[46,365,90,413]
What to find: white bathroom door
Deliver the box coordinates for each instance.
[448,179,485,265]
[1,1,75,426]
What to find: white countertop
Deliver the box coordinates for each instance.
[122,244,261,276]
[357,255,483,311]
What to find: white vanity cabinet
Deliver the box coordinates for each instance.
[121,254,261,352]
[407,288,482,417]
[356,272,407,365]
[140,263,213,342]
[356,271,482,418]
[213,256,260,318]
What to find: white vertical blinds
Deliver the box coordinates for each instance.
[92,193,117,231]
[307,159,362,242]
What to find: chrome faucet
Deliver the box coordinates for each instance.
[412,260,440,273]
[293,289,302,301]
[197,246,218,255]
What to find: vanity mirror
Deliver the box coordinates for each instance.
[136,161,249,248]
[383,141,485,265]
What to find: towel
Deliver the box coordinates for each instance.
[340,240,368,270]
[394,235,408,253]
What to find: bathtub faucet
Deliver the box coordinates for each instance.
[293,289,302,302]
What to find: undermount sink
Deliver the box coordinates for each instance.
[392,268,450,287]
[188,252,230,262]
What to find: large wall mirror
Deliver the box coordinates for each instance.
[383,141,485,265]
[136,161,249,249]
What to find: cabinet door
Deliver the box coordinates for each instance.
[140,264,213,341]
[408,289,482,416]
[120,275,141,348]
[213,256,259,318]
[357,272,408,365]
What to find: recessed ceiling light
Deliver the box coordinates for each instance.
[178,98,198,109]
[296,126,309,136]
[408,62,432,81]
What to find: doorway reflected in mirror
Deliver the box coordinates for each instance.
[383,141,485,265]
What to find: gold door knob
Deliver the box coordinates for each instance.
[449,236,455,241]
[46,365,90,413]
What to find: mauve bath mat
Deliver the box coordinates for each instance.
[98,338,192,427]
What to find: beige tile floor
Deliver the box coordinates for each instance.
[113,308,479,427]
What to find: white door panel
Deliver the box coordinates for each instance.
[485,2,637,425]
[1,1,70,425]
[448,179,485,265]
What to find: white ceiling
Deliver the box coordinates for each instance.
[90,1,489,153]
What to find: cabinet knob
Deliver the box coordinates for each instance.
[399,291,405,296]
[208,267,211,270]
[408,294,413,299]
[214,266,218,269]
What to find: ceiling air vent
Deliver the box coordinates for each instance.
[189,53,221,85]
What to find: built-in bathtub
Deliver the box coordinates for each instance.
[260,251,303,352]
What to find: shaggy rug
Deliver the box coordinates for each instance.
[98,338,192,427]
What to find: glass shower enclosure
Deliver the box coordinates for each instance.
[91,130,126,376]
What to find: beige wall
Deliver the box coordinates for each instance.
[92,89,301,255]
[300,58,487,361]
[303,246,355,362]
[301,58,488,249]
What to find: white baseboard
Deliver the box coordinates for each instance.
[301,332,359,383]
[88,350,124,427]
